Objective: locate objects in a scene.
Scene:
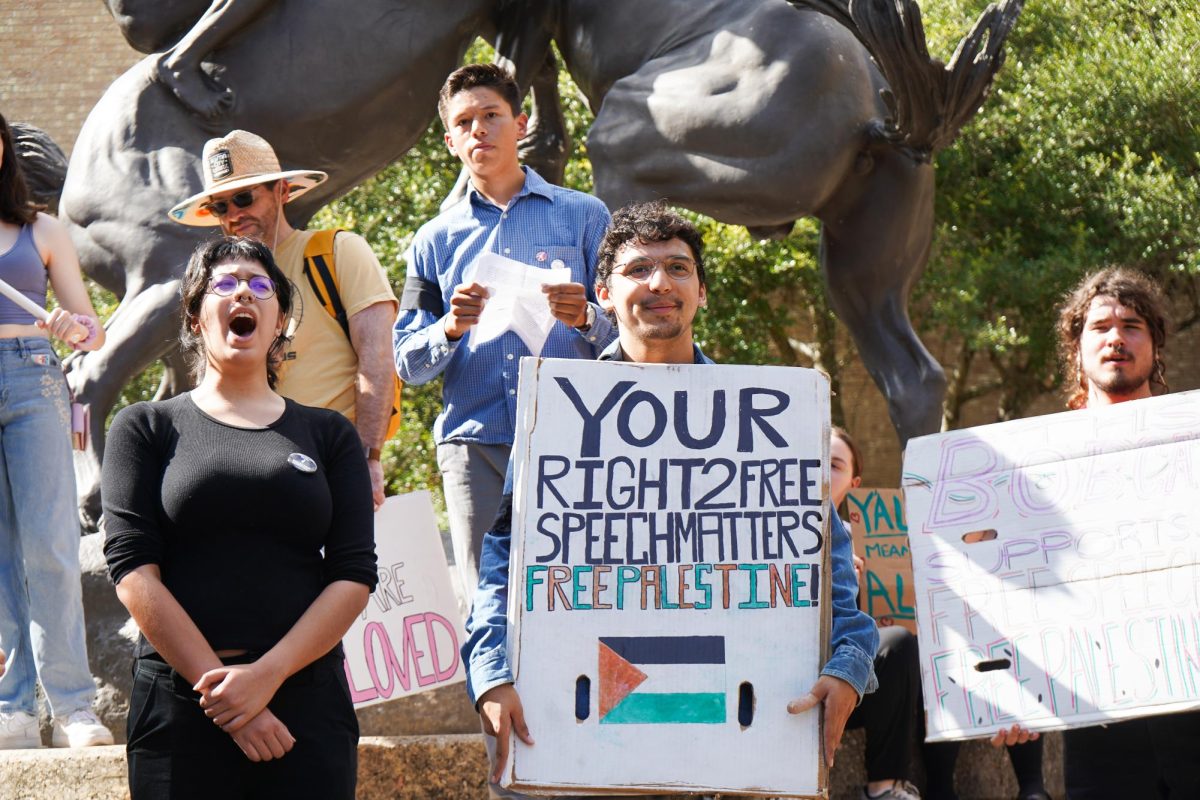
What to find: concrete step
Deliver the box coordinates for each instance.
[0,730,1062,799]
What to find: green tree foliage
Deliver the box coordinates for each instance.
[917,0,1200,424]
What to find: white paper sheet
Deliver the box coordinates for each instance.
[464,252,571,354]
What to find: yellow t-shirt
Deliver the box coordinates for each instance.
[273,229,397,421]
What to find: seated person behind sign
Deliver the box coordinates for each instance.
[832,427,923,800]
[832,428,1050,800]
[102,238,378,799]
[461,202,880,790]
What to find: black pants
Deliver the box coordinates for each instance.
[846,626,921,782]
[923,736,1044,800]
[1063,712,1200,799]
[126,652,359,800]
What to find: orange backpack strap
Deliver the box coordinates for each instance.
[302,229,349,337]
[302,228,403,441]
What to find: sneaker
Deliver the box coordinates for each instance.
[862,780,922,800]
[50,709,113,748]
[0,710,41,749]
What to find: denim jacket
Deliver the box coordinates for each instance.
[461,356,879,706]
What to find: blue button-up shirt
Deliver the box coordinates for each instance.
[461,349,879,706]
[393,167,617,446]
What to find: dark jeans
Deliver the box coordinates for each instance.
[126,651,358,800]
[846,626,921,782]
[1063,712,1200,799]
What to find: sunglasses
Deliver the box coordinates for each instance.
[208,274,276,300]
[201,189,257,217]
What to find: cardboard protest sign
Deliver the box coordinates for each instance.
[903,391,1200,741]
[845,488,916,633]
[506,358,831,797]
[343,491,465,707]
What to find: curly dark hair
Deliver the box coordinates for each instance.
[180,237,293,389]
[596,201,706,289]
[438,63,522,127]
[1057,267,1169,410]
[0,112,39,225]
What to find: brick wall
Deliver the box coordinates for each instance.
[0,0,139,155]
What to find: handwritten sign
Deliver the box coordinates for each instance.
[505,358,830,797]
[845,488,916,633]
[903,391,1200,741]
[342,491,465,708]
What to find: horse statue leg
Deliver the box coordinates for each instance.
[516,50,570,186]
[155,344,192,401]
[155,0,277,118]
[818,148,946,444]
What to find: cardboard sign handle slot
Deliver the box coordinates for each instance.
[575,675,591,721]
[737,682,755,728]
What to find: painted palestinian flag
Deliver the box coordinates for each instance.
[598,636,726,724]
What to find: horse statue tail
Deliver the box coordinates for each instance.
[854,0,1023,161]
[793,0,1023,163]
[11,122,69,214]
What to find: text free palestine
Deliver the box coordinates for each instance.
[524,562,822,612]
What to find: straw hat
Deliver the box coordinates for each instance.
[168,130,328,226]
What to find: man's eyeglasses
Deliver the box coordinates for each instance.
[208,274,276,300]
[201,189,257,218]
[613,256,697,283]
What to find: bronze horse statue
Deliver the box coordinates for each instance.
[493,0,1021,439]
[32,0,1018,527]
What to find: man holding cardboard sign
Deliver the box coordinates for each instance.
[1053,268,1200,798]
[462,202,878,797]
[905,267,1200,797]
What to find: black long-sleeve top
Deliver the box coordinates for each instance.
[102,393,378,659]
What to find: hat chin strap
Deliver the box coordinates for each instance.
[271,185,284,253]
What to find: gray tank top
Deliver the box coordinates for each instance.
[0,224,48,325]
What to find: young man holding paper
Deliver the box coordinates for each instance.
[393,64,616,600]
[462,202,879,797]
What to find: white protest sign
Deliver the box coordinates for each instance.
[342,491,465,707]
[903,391,1200,741]
[506,357,830,797]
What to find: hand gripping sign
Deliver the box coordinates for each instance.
[903,390,1200,741]
[505,357,831,797]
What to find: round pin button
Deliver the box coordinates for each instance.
[288,453,317,473]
